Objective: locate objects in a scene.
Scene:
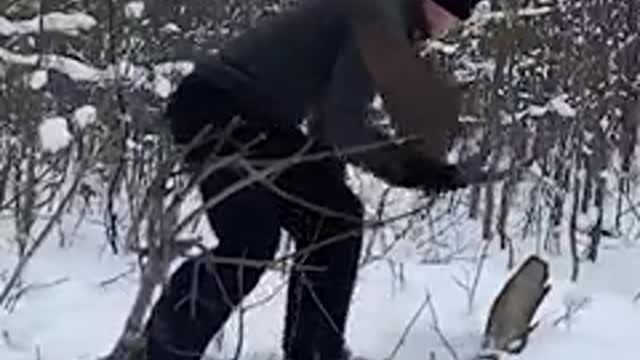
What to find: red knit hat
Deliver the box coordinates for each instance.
[432,0,482,20]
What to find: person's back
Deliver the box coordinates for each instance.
[215,0,348,124]
[170,0,357,142]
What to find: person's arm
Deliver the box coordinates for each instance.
[319,0,519,193]
[312,29,466,193]
[346,0,464,163]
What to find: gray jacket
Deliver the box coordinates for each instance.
[176,0,468,191]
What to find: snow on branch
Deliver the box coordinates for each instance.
[426,5,556,55]
[473,6,555,22]
[39,116,72,152]
[124,1,146,19]
[0,46,194,97]
[0,12,97,37]
[0,47,103,81]
[463,5,556,35]
[497,6,554,19]
[519,94,578,120]
[35,105,98,152]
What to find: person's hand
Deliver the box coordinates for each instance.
[421,162,470,193]
[398,152,469,193]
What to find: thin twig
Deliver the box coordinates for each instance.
[386,292,432,360]
[98,266,136,288]
[426,294,460,360]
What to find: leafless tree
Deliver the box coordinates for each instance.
[1,1,640,359]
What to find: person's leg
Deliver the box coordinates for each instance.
[156,66,364,359]
[146,65,284,359]
[274,143,365,360]
[145,168,283,360]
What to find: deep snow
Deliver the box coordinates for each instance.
[1,177,639,360]
[1,4,639,360]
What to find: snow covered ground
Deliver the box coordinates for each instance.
[1,174,639,360]
[2,3,639,360]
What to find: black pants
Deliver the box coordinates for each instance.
[145,76,365,360]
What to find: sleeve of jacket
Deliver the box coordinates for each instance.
[347,0,465,159]
[313,30,466,192]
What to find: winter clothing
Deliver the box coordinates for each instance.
[171,0,465,192]
[145,0,470,359]
[147,124,363,360]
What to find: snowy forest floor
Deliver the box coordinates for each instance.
[1,172,640,360]
[1,2,639,360]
